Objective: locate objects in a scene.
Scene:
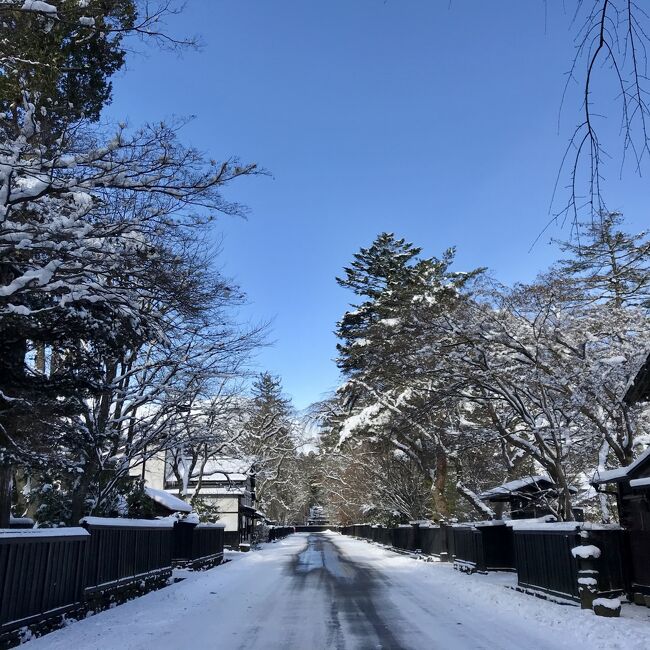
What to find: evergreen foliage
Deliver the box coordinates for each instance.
[325,221,650,524]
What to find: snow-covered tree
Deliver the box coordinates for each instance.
[0,0,259,525]
[326,223,650,523]
[330,233,493,520]
[553,212,650,309]
[239,373,300,523]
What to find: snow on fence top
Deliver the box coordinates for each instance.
[593,597,621,610]
[145,486,192,513]
[580,522,622,531]
[0,527,89,539]
[472,520,509,528]
[81,516,175,529]
[511,521,581,532]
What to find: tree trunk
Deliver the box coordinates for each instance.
[431,451,450,520]
[0,257,27,526]
[70,468,94,523]
[552,463,575,521]
[13,467,31,517]
[0,465,13,527]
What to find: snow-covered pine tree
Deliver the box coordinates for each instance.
[335,233,425,378]
[553,212,650,309]
[241,373,299,524]
[332,234,493,520]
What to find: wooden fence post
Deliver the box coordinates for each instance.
[439,523,450,562]
[412,522,421,553]
[573,530,600,610]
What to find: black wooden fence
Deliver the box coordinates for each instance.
[0,517,234,648]
[513,525,627,601]
[452,526,486,572]
[81,518,173,598]
[172,522,225,569]
[0,528,88,641]
[392,525,416,551]
[268,526,294,541]
[513,526,581,600]
[419,525,447,556]
[341,520,626,603]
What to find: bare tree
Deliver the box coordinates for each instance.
[556,1,650,225]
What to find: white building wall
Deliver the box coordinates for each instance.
[214,496,239,531]
[128,452,166,490]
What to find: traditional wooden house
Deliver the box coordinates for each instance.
[591,352,650,598]
[480,475,579,520]
[139,455,259,549]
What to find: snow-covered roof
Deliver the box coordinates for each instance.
[591,447,650,484]
[195,486,247,496]
[479,476,554,500]
[145,487,192,513]
[196,457,252,479]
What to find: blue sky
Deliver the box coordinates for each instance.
[107,1,649,409]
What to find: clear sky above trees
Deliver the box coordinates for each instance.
[107,0,650,409]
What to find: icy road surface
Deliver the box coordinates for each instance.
[27,532,650,649]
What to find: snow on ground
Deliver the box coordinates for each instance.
[25,532,650,650]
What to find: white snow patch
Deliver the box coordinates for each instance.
[571,545,601,559]
[21,0,57,13]
[144,487,192,513]
[593,597,621,610]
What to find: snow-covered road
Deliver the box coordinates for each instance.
[27,532,650,649]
